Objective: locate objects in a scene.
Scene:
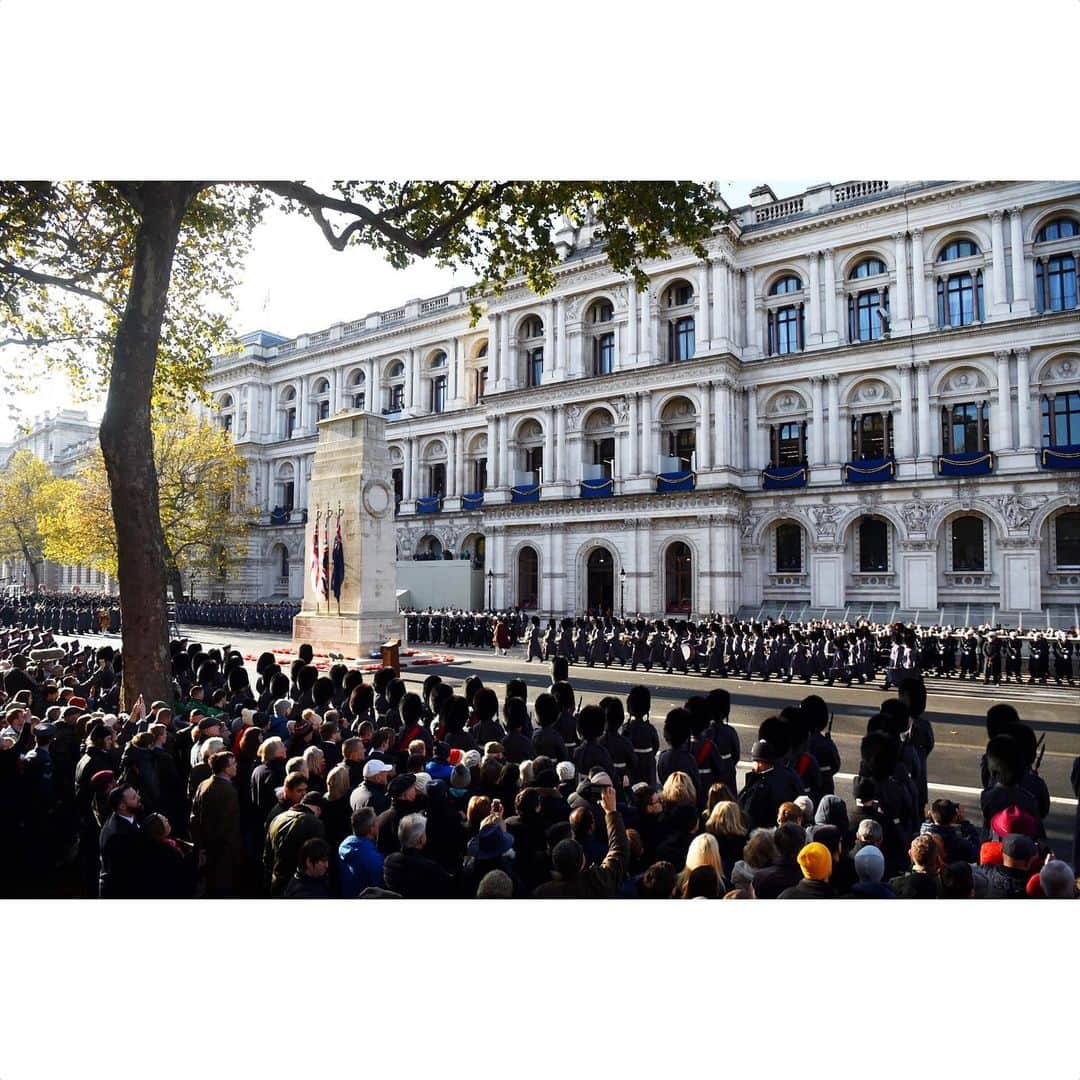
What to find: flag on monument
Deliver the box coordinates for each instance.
[331,518,344,601]
[322,518,330,601]
[310,515,321,595]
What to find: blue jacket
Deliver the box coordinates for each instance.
[338,835,384,898]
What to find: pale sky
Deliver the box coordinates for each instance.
[6,180,810,438]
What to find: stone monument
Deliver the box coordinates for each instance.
[292,410,403,657]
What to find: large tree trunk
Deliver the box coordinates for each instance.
[99,183,196,710]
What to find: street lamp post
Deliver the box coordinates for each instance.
[487,569,494,610]
[619,568,626,618]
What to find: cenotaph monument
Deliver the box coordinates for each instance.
[292,410,403,656]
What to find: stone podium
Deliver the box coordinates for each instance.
[292,411,403,657]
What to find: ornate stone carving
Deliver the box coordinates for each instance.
[739,509,762,540]
[396,525,421,555]
[613,395,630,424]
[900,498,931,533]
[811,542,844,554]
[985,493,1046,531]
[899,539,936,552]
[564,297,582,321]
[809,504,842,538]
[565,403,583,431]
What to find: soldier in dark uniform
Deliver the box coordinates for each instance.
[982,632,1003,685]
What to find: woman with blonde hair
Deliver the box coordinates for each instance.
[322,763,352,849]
[660,770,697,810]
[466,795,493,836]
[705,800,749,887]
[676,832,723,895]
[302,745,327,794]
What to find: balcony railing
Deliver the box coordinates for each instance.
[420,295,449,314]
[380,307,407,325]
[264,508,307,526]
[755,196,804,223]
[833,180,889,203]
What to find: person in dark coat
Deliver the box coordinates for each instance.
[751,822,805,899]
[984,833,1040,898]
[283,837,332,898]
[374,774,421,855]
[655,708,701,794]
[846,845,896,898]
[382,813,455,898]
[778,842,836,899]
[136,812,197,898]
[190,752,244,897]
[889,834,942,898]
[533,787,627,898]
[572,705,616,782]
[738,737,805,831]
[264,798,325,897]
[98,784,144,898]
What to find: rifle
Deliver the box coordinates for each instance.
[1034,732,1046,774]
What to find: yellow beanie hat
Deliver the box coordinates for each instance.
[797,842,833,882]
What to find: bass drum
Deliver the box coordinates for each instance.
[681,643,696,662]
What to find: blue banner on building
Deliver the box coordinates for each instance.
[656,470,695,493]
[510,484,541,503]
[762,465,808,490]
[580,477,614,498]
[416,495,442,514]
[1041,445,1080,470]
[937,451,995,477]
[461,491,485,509]
[843,457,896,483]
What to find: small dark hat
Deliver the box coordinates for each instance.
[466,822,515,860]
[1002,834,1037,861]
[388,773,417,799]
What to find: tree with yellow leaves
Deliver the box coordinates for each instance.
[0,450,76,589]
[41,411,252,601]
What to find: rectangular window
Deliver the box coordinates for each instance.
[852,412,892,459]
[352,392,365,410]
[282,481,294,511]
[430,463,446,496]
[673,317,695,361]
[431,375,447,414]
[392,469,403,510]
[775,422,804,465]
[775,306,801,354]
[524,446,543,475]
[475,458,488,491]
[318,400,330,420]
[593,333,615,376]
[776,524,802,571]
[389,385,404,412]
[222,414,233,432]
[527,347,544,387]
[476,367,488,402]
[285,408,296,438]
[593,436,615,478]
[669,428,696,470]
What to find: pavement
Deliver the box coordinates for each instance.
[70,623,1080,863]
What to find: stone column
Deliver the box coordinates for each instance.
[827,374,842,463]
[544,407,555,485]
[743,268,757,355]
[915,362,932,458]
[892,233,910,325]
[639,283,651,363]
[806,249,822,345]
[401,441,413,502]
[485,415,496,489]
[569,325,584,379]
[455,431,466,496]
[641,390,655,475]
[910,229,928,327]
[543,302,555,382]
[810,375,826,466]
[994,350,1014,451]
[402,352,414,414]
[298,374,309,435]
[745,385,760,471]
[498,313,511,392]
[449,338,461,406]
[367,359,377,412]
[555,404,567,482]
[1015,347,1033,448]
[897,364,914,459]
[554,300,566,379]
[628,392,639,475]
[697,382,712,471]
[411,348,423,415]
[697,262,711,355]
[1009,206,1029,313]
[990,210,1008,315]
[626,281,638,363]
[822,248,838,342]
[245,382,258,439]
[488,314,500,389]
[498,414,511,486]
[713,258,729,347]
[714,380,731,469]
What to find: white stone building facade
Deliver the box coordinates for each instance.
[205,181,1080,626]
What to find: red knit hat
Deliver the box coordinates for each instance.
[979,840,1004,866]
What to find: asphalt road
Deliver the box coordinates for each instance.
[85,623,1080,863]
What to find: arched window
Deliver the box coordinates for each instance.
[850,258,888,279]
[1032,214,1080,316]
[279,386,297,438]
[665,542,693,612]
[520,316,544,339]
[1042,391,1080,447]
[775,523,802,572]
[386,360,406,413]
[951,516,985,571]
[517,546,539,609]
[766,275,804,355]
[858,517,888,572]
[769,275,802,295]
[1036,218,1079,243]
[1055,512,1080,567]
[348,370,366,410]
[662,280,695,362]
[660,397,696,470]
[429,351,447,368]
[517,419,543,479]
[587,301,615,376]
[937,239,980,262]
[583,409,616,479]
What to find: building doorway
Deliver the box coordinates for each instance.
[586,547,614,614]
